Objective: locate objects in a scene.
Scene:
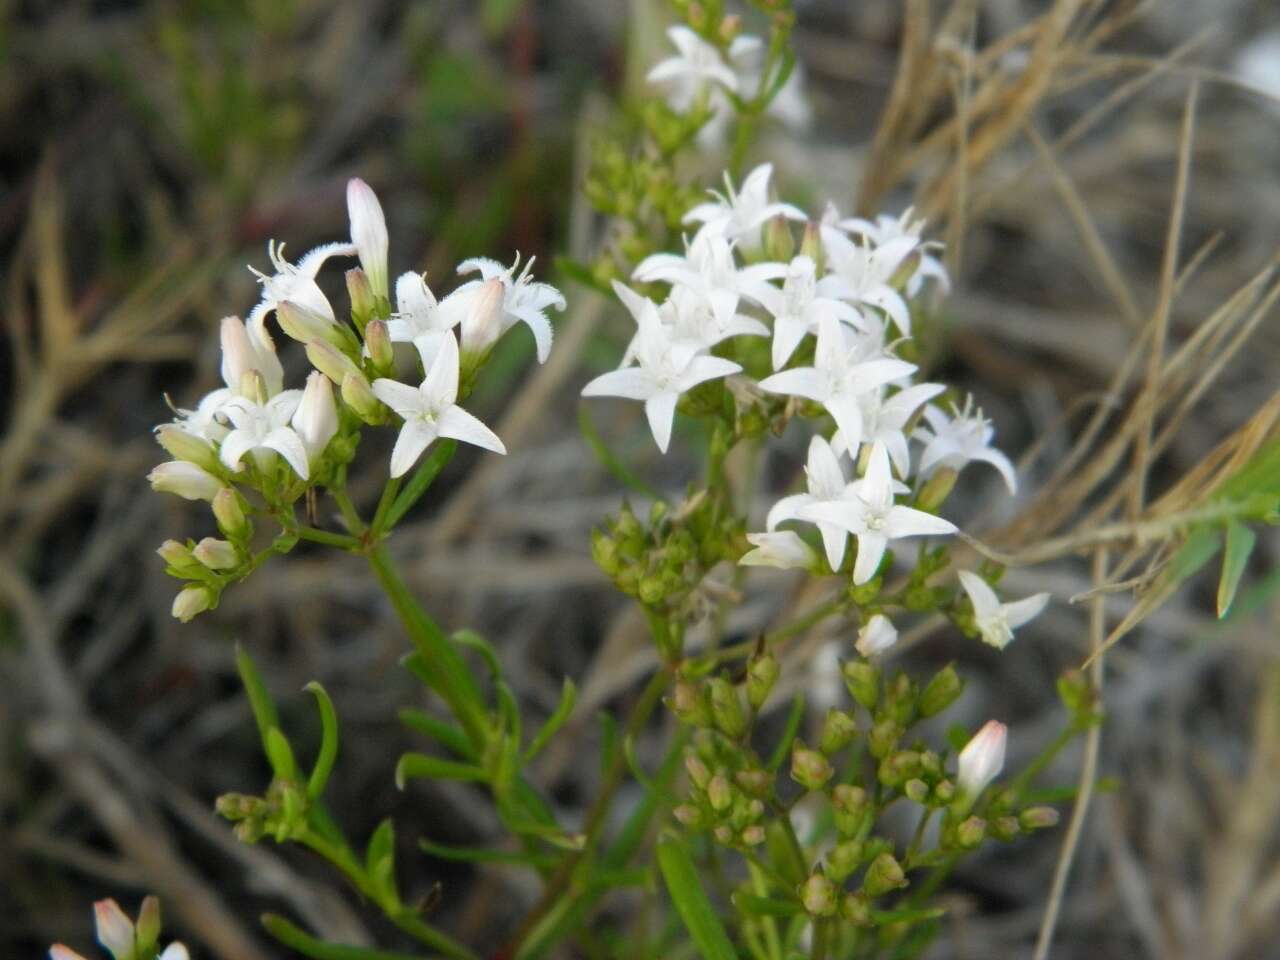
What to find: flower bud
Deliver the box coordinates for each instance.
[825,839,862,882]
[171,584,215,622]
[867,719,902,760]
[459,278,507,364]
[991,816,1020,841]
[955,815,986,849]
[154,424,219,472]
[799,220,823,267]
[842,660,880,711]
[790,742,833,791]
[739,530,817,570]
[148,461,222,501]
[668,679,713,727]
[590,530,620,576]
[157,540,200,575]
[1020,806,1061,830]
[840,892,873,926]
[888,249,922,290]
[212,487,250,540]
[193,537,239,570]
[862,852,907,897]
[292,371,339,466]
[707,774,733,812]
[684,752,711,790]
[348,178,389,300]
[763,214,795,262]
[707,677,747,739]
[819,709,858,755]
[734,768,771,797]
[904,779,929,804]
[883,672,917,726]
[919,663,963,718]
[916,467,958,513]
[934,779,956,803]
[1057,668,1093,717]
[239,369,269,406]
[277,300,339,346]
[832,784,869,836]
[222,314,283,399]
[741,825,766,846]
[801,873,836,916]
[855,614,898,658]
[347,268,375,331]
[878,750,922,788]
[673,804,704,827]
[956,720,1007,805]
[713,824,734,845]
[94,899,135,960]
[306,340,363,386]
[341,371,385,424]
[134,897,161,952]
[746,652,779,710]
[364,318,395,375]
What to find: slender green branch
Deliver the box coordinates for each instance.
[296,526,362,550]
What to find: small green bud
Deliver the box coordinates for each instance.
[735,768,772,797]
[991,816,1021,841]
[1057,668,1094,717]
[790,742,833,791]
[591,529,620,576]
[916,467,958,513]
[955,816,986,849]
[919,664,964,718]
[342,371,386,424]
[306,340,363,386]
[741,825,766,846]
[1020,806,1061,831]
[862,852,908,897]
[684,752,712,790]
[934,779,956,803]
[707,774,733,812]
[884,672,916,726]
[346,268,375,331]
[157,539,200,575]
[364,319,394,375]
[673,804,704,827]
[193,537,239,571]
[840,892,873,926]
[904,778,929,804]
[832,784,870,836]
[708,677,748,739]
[843,660,880,711]
[211,487,251,541]
[799,220,823,268]
[747,652,780,710]
[154,423,219,472]
[638,575,666,605]
[825,839,863,882]
[763,214,795,262]
[820,709,858,754]
[215,792,261,820]
[135,896,162,952]
[801,873,837,917]
[867,719,903,760]
[171,584,215,622]
[277,300,339,348]
[919,750,943,778]
[668,679,712,728]
[878,750,922,788]
[713,824,734,845]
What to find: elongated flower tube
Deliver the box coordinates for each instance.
[347,177,389,300]
[956,720,1007,802]
[292,371,339,467]
[148,461,223,502]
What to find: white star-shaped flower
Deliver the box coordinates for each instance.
[387,269,494,369]
[455,254,565,363]
[247,239,356,329]
[218,391,310,480]
[957,570,1049,650]
[914,395,1018,494]
[832,381,946,476]
[371,333,506,478]
[799,441,957,584]
[754,255,864,370]
[766,435,860,571]
[621,284,768,370]
[171,387,232,443]
[834,206,949,297]
[646,26,741,111]
[757,316,916,447]
[633,227,785,324]
[683,163,806,248]
[581,282,742,453]
[816,227,917,335]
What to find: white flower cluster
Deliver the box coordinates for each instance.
[582,163,1047,647]
[149,179,562,620]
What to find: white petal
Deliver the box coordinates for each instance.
[817,521,848,571]
[677,355,741,392]
[644,391,679,453]
[974,446,1019,494]
[371,378,425,417]
[740,530,814,570]
[771,313,811,370]
[1003,592,1050,629]
[438,405,506,454]
[396,271,438,318]
[219,429,257,472]
[824,394,865,453]
[859,442,893,507]
[421,332,460,408]
[510,306,554,363]
[296,240,358,279]
[263,427,311,480]
[958,570,1003,622]
[159,945,191,960]
[581,367,657,401]
[852,532,887,585]
[389,419,438,478]
[806,435,846,496]
[885,504,958,538]
[767,492,814,532]
[758,367,828,402]
[456,256,507,280]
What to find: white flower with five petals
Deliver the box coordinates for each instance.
[455,255,565,363]
[683,163,806,248]
[372,333,506,478]
[957,570,1049,649]
[219,391,310,480]
[621,284,768,370]
[831,381,946,476]
[766,435,860,571]
[799,441,957,584]
[581,282,742,453]
[834,206,949,297]
[247,239,356,328]
[914,395,1018,493]
[647,26,742,110]
[754,255,864,370]
[817,228,917,335]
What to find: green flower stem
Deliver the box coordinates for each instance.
[1007,721,1086,801]
[331,467,367,536]
[296,525,362,550]
[809,918,829,960]
[748,861,784,960]
[370,476,403,536]
[300,830,479,960]
[504,667,671,958]
[366,543,491,750]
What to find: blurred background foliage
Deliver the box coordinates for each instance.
[2,1,1280,958]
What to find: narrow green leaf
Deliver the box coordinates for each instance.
[419,837,557,869]
[453,629,502,681]
[265,726,299,781]
[261,913,428,960]
[235,644,279,759]
[1217,521,1257,618]
[397,707,476,761]
[365,819,398,904]
[304,682,339,799]
[385,440,457,529]
[766,693,806,772]
[525,677,577,762]
[657,838,737,960]
[395,753,488,789]
[870,906,946,925]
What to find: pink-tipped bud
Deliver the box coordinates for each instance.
[93,899,134,960]
[459,278,507,361]
[347,178,389,299]
[193,537,239,571]
[957,720,1007,801]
